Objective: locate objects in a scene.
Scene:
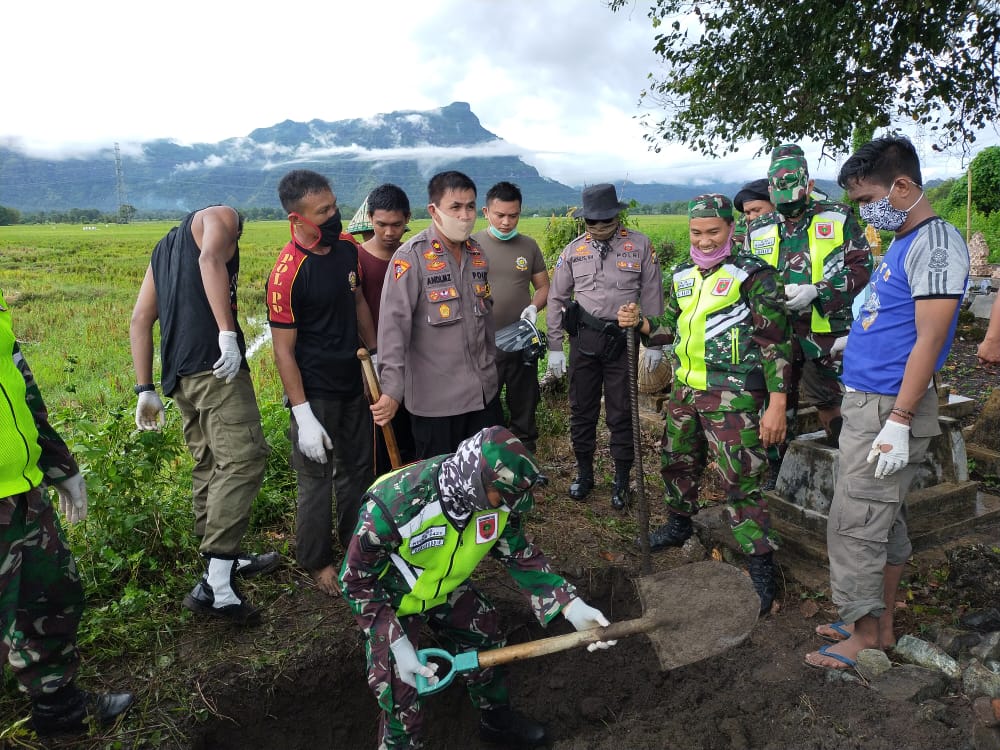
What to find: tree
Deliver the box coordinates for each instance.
[609,1,1000,157]
[970,146,1000,216]
[0,205,20,226]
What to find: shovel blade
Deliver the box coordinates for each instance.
[635,560,760,671]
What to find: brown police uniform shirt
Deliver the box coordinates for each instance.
[546,227,664,350]
[471,230,546,329]
[377,228,499,418]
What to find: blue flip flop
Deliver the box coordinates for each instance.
[816,620,851,641]
[806,643,857,670]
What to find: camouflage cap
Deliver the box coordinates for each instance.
[688,193,734,220]
[767,144,810,204]
[479,426,541,503]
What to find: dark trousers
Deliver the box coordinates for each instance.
[568,327,633,463]
[496,349,540,452]
[290,395,373,568]
[410,393,504,460]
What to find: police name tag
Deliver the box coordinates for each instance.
[409,525,447,555]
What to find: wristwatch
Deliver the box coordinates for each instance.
[134,383,156,395]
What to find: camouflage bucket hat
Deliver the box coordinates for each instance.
[688,193,734,220]
[767,144,809,204]
[479,426,541,502]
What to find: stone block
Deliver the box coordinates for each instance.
[895,634,962,679]
[972,633,1000,662]
[855,648,892,680]
[871,664,949,702]
[972,292,998,320]
[966,660,1000,699]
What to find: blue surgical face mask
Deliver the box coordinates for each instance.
[859,181,923,232]
[488,224,519,241]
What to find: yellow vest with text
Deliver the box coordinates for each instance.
[0,293,44,497]
[747,210,847,333]
[673,260,763,391]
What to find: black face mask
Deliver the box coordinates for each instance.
[318,210,343,247]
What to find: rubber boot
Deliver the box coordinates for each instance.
[568,453,594,501]
[183,556,262,625]
[31,683,134,736]
[748,552,776,616]
[479,706,548,747]
[235,551,281,578]
[761,457,782,492]
[643,512,693,551]
[611,462,631,511]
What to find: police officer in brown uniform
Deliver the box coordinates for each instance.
[546,184,664,509]
[371,171,503,459]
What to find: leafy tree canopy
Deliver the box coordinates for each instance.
[610,1,1000,157]
[970,146,1000,216]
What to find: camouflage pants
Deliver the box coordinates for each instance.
[660,385,777,555]
[368,582,508,749]
[0,488,82,697]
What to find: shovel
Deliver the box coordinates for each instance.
[415,560,759,696]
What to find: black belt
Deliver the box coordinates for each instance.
[578,306,617,334]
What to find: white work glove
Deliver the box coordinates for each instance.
[642,348,663,370]
[212,331,242,383]
[371,351,378,370]
[831,335,848,355]
[562,598,617,652]
[135,390,166,431]
[55,473,88,524]
[291,402,332,464]
[867,419,910,479]
[784,283,819,312]
[547,351,566,378]
[520,304,538,325]
[390,636,439,688]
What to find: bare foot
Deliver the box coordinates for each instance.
[805,633,878,670]
[311,565,340,596]
[815,618,896,648]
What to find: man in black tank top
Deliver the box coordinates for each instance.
[130,205,278,625]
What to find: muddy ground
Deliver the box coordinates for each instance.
[14,330,1000,750]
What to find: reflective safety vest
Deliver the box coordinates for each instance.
[383,492,511,617]
[747,210,847,333]
[0,292,43,498]
[672,261,761,390]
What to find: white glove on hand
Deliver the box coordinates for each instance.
[56,473,88,524]
[642,348,663,370]
[562,598,617,652]
[831,335,848,355]
[291,402,332,464]
[390,636,439,688]
[135,391,166,431]
[867,419,910,479]
[784,283,819,312]
[212,331,242,383]
[371,351,378,370]
[547,351,566,377]
[520,304,538,325]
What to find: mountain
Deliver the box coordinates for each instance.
[0,102,844,214]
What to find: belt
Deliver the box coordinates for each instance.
[578,306,616,333]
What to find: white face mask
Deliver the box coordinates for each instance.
[433,210,475,243]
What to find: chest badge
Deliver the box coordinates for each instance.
[815,222,834,239]
[712,278,733,296]
[439,303,451,319]
[426,260,447,272]
[515,256,528,271]
[476,512,499,544]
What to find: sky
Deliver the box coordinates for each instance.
[3,0,997,189]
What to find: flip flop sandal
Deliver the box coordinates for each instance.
[815,620,851,641]
[805,643,857,671]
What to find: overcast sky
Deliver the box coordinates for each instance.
[3,0,996,188]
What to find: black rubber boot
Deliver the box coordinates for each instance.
[183,557,262,626]
[234,551,281,578]
[568,453,594,501]
[480,706,548,747]
[611,462,631,510]
[643,512,693,551]
[31,684,134,736]
[761,458,782,492]
[748,552,776,616]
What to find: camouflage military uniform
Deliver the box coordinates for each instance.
[644,197,791,555]
[747,146,872,448]
[1,292,83,698]
[339,428,575,749]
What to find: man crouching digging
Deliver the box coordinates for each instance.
[340,426,616,749]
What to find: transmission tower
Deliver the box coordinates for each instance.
[114,142,130,224]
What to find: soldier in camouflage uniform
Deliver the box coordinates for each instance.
[618,195,792,615]
[747,145,872,486]
[339,426,615,749]
[0,291,133,734]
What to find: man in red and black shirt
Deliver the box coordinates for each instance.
[267,170,377,596]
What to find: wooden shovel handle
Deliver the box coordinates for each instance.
[476,615,661,669]
[357,348,402,470]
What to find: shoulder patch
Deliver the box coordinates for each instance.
[393,259,411,280]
